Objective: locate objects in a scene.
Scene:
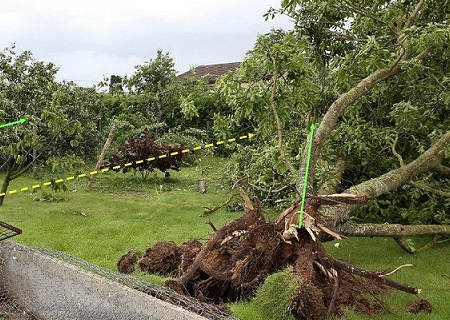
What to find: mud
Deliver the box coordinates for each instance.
[138,241,181,275]
[117,250,138,274]
[407,299,432,314]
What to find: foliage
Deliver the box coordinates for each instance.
[126,50,176,94]
[0,46,99,204]
[217,1,450,224]
[125,50,178,135]
[172,77,228,135]
[107,132,187,180]
[159,127,211,165]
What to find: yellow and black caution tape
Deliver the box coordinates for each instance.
[0,133,255,198]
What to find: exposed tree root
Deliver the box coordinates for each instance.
[119,190,423,319]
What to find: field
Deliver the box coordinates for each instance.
[0,156,449,320]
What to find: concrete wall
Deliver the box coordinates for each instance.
[0,242,209,320]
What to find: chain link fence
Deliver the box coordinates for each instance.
[0,241,237,320]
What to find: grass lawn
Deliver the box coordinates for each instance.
[0,156,237,270]
[0,156,449,319]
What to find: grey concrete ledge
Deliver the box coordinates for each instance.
[0,241,211,320]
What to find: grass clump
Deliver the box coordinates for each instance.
[230,268,298,320]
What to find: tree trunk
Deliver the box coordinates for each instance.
[0,167,12,207]
[295,60,406,194]
[338,223,450,237]
[88,123,117,190]
[321,130,450,226]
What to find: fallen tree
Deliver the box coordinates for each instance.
[119,187,422,319]
[215,0,450,244]
[119,1,449,318]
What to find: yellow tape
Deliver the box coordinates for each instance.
[0,133,255,198]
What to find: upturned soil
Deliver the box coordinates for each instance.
[118,223,389,319]
[118,191,421,320]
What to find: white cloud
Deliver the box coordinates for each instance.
[0,0,292,85]
[48,51,143,84]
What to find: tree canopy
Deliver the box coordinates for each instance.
[216,0,450,226]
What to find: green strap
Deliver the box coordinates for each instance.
[299,124,316,228]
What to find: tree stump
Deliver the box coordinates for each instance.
[198,179,206,194]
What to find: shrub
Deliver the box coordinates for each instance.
[107,132,187,180]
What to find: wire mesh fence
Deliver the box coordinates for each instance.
[0,241,237,320]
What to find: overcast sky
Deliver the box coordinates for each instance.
[0,0,292,87]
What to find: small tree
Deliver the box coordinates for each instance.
[0,47,99,205]
[126,51,178,136]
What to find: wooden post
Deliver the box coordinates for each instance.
[88,123,117,190]
[198,179,206,194]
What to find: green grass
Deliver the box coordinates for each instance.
[0,156,449,319]
[0,156,236,270]
[230,268,299,320]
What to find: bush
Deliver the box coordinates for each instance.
[107,132,187,180]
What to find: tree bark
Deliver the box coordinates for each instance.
[338,223,450,237]
[88,123,117,190]
[0,166,12,207]
[296,61,405,194]
[295,47,434,196]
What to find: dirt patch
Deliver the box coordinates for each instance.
[138,241,181,275]
[120,240,203,276]
[117,250,138,274]
[407,299,432,314]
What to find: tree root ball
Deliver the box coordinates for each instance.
[118,222,396,319]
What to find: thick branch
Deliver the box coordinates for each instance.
[338,223,450,237]
[88,123,117,190]
[321,130,450,225]
[433,163,450,177]
[296,59,405,192]
[408,181,450,198]
[404,0,427,29]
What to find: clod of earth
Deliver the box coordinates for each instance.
[407,299,432,314]
[117,250,137,274]
[118,187,422,320]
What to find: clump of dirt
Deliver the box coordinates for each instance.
[179,239,202,274]
[138,241,181,274]
[118,240,203,276]
[407,299,432,314]
[117,250,137,274]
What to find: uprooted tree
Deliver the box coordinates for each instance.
[216,0,450,246]
[120,0,449,318]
